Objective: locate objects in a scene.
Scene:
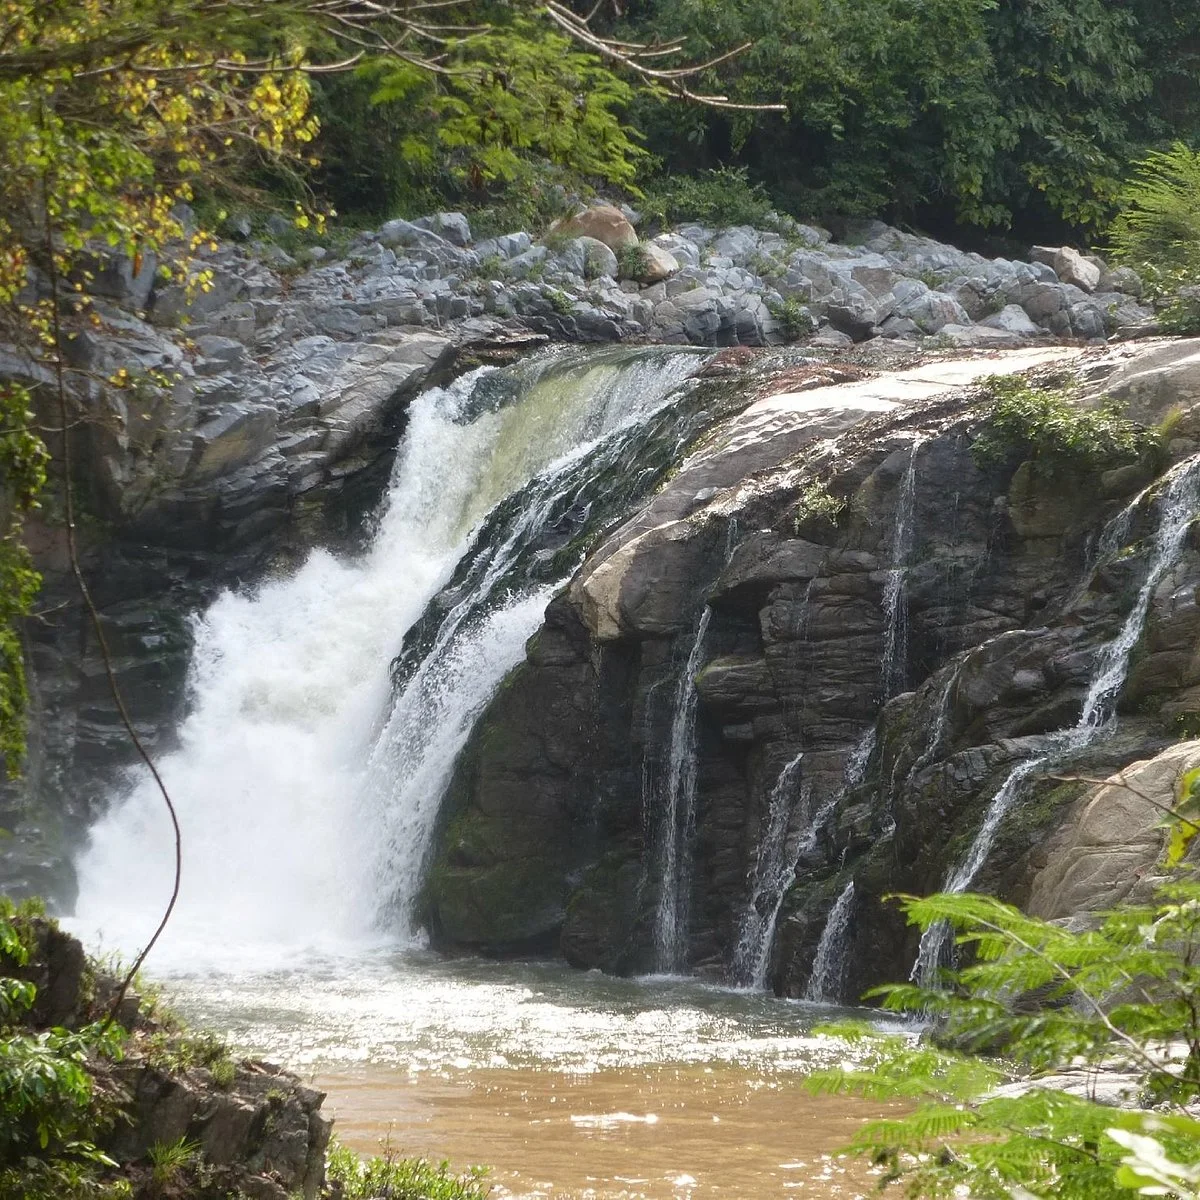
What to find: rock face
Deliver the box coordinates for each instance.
[0,203,1165,922]
[8,919,331,1200]
[426,338,1200,996]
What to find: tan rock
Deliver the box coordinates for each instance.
[1027,739,1200,920]
[550,204,638,253]
[638,242,680,283]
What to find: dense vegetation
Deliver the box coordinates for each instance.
[807,775,1200,1198]
[279,0,1200,242]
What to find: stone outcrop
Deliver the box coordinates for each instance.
[8,918,330,1200]
[0,200,1170,929]
[426,337,1200,996]
[1027,739,1200,920]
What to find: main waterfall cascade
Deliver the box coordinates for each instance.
[71,346,707,966]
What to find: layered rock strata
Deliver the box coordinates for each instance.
[428,338,1200,998]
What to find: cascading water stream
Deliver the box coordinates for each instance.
[653,607,713,974]
[804,882,855,1003]
[731,751,806,988]
[795,438,926,994]
[70,346,707,968]
[881,436,924,699]
[912,454,1200,985]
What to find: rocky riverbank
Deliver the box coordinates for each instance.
[2,910,330,1199]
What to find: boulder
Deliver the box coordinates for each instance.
[578,236,619,279]
[1106,265,1144,298]
[1027,740,1200,920]
[980,303,1042,336]
[635,243,680,284]
[378,218,448,250]
[413,211,472,247]
[1031,244,1102,293]
[549,204,639,253]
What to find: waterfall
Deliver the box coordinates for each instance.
[731,750,805,988]
[653,607,712,974]
[70,346,707,967]
[881,437,923,698]
[804,882,855,1003]
[912,454,1200,985]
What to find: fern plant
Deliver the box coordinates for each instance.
[1109,143,1200,276]
[806,770,1200,1198]
[807,881,1200,1198]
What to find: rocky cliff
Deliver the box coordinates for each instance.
[427,338,1200,998]
[0,202,1182,988]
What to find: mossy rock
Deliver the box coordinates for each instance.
[428,858,569,951]
[561,850,645,972]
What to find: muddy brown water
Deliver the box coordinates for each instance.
[163,951,901,1198]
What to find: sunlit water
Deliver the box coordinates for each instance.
[161,955,899,1198]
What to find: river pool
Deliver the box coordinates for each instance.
[159,951,899,1198]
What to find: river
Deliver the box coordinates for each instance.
[160,953,898,1198]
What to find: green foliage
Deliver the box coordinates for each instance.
[640,166,776,229]
[793,479,845,529]
[543,287,575,317]
[617,242,650,279]
[0,381,48,773]
[0,902,126,1200]
[339,19,645,225]
[1109,143,1200,275]
[615,0,1200,231]
[807,883,1200,1198]
[1166,765,1200,867]
[147,1137,198,1188]
[326,1141,490,1200]
[767,297,814,341]
[971,375,1151,479]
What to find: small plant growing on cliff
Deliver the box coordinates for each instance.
[543,287,575,317]
[767,297,815,341]
[971,375,1151,479]
[793,479,846,530]
[617,242,650,279]
[148,1138,199,1189]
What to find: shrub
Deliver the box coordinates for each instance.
[326,1141,489,1200]
[767,297,815,341]
[971,375,1151,478]
[640,166,777,230]
[1109,143,1200,277]
[617,242,650,279]
[793,479,846,529]
[0,903,126,1200]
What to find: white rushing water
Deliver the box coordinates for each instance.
[912,453,1200,984]
[654,607,713,974]
[731,751,806,988]
[880,436,924,699]
[71,347,705,969]
[804,882,855,1003]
